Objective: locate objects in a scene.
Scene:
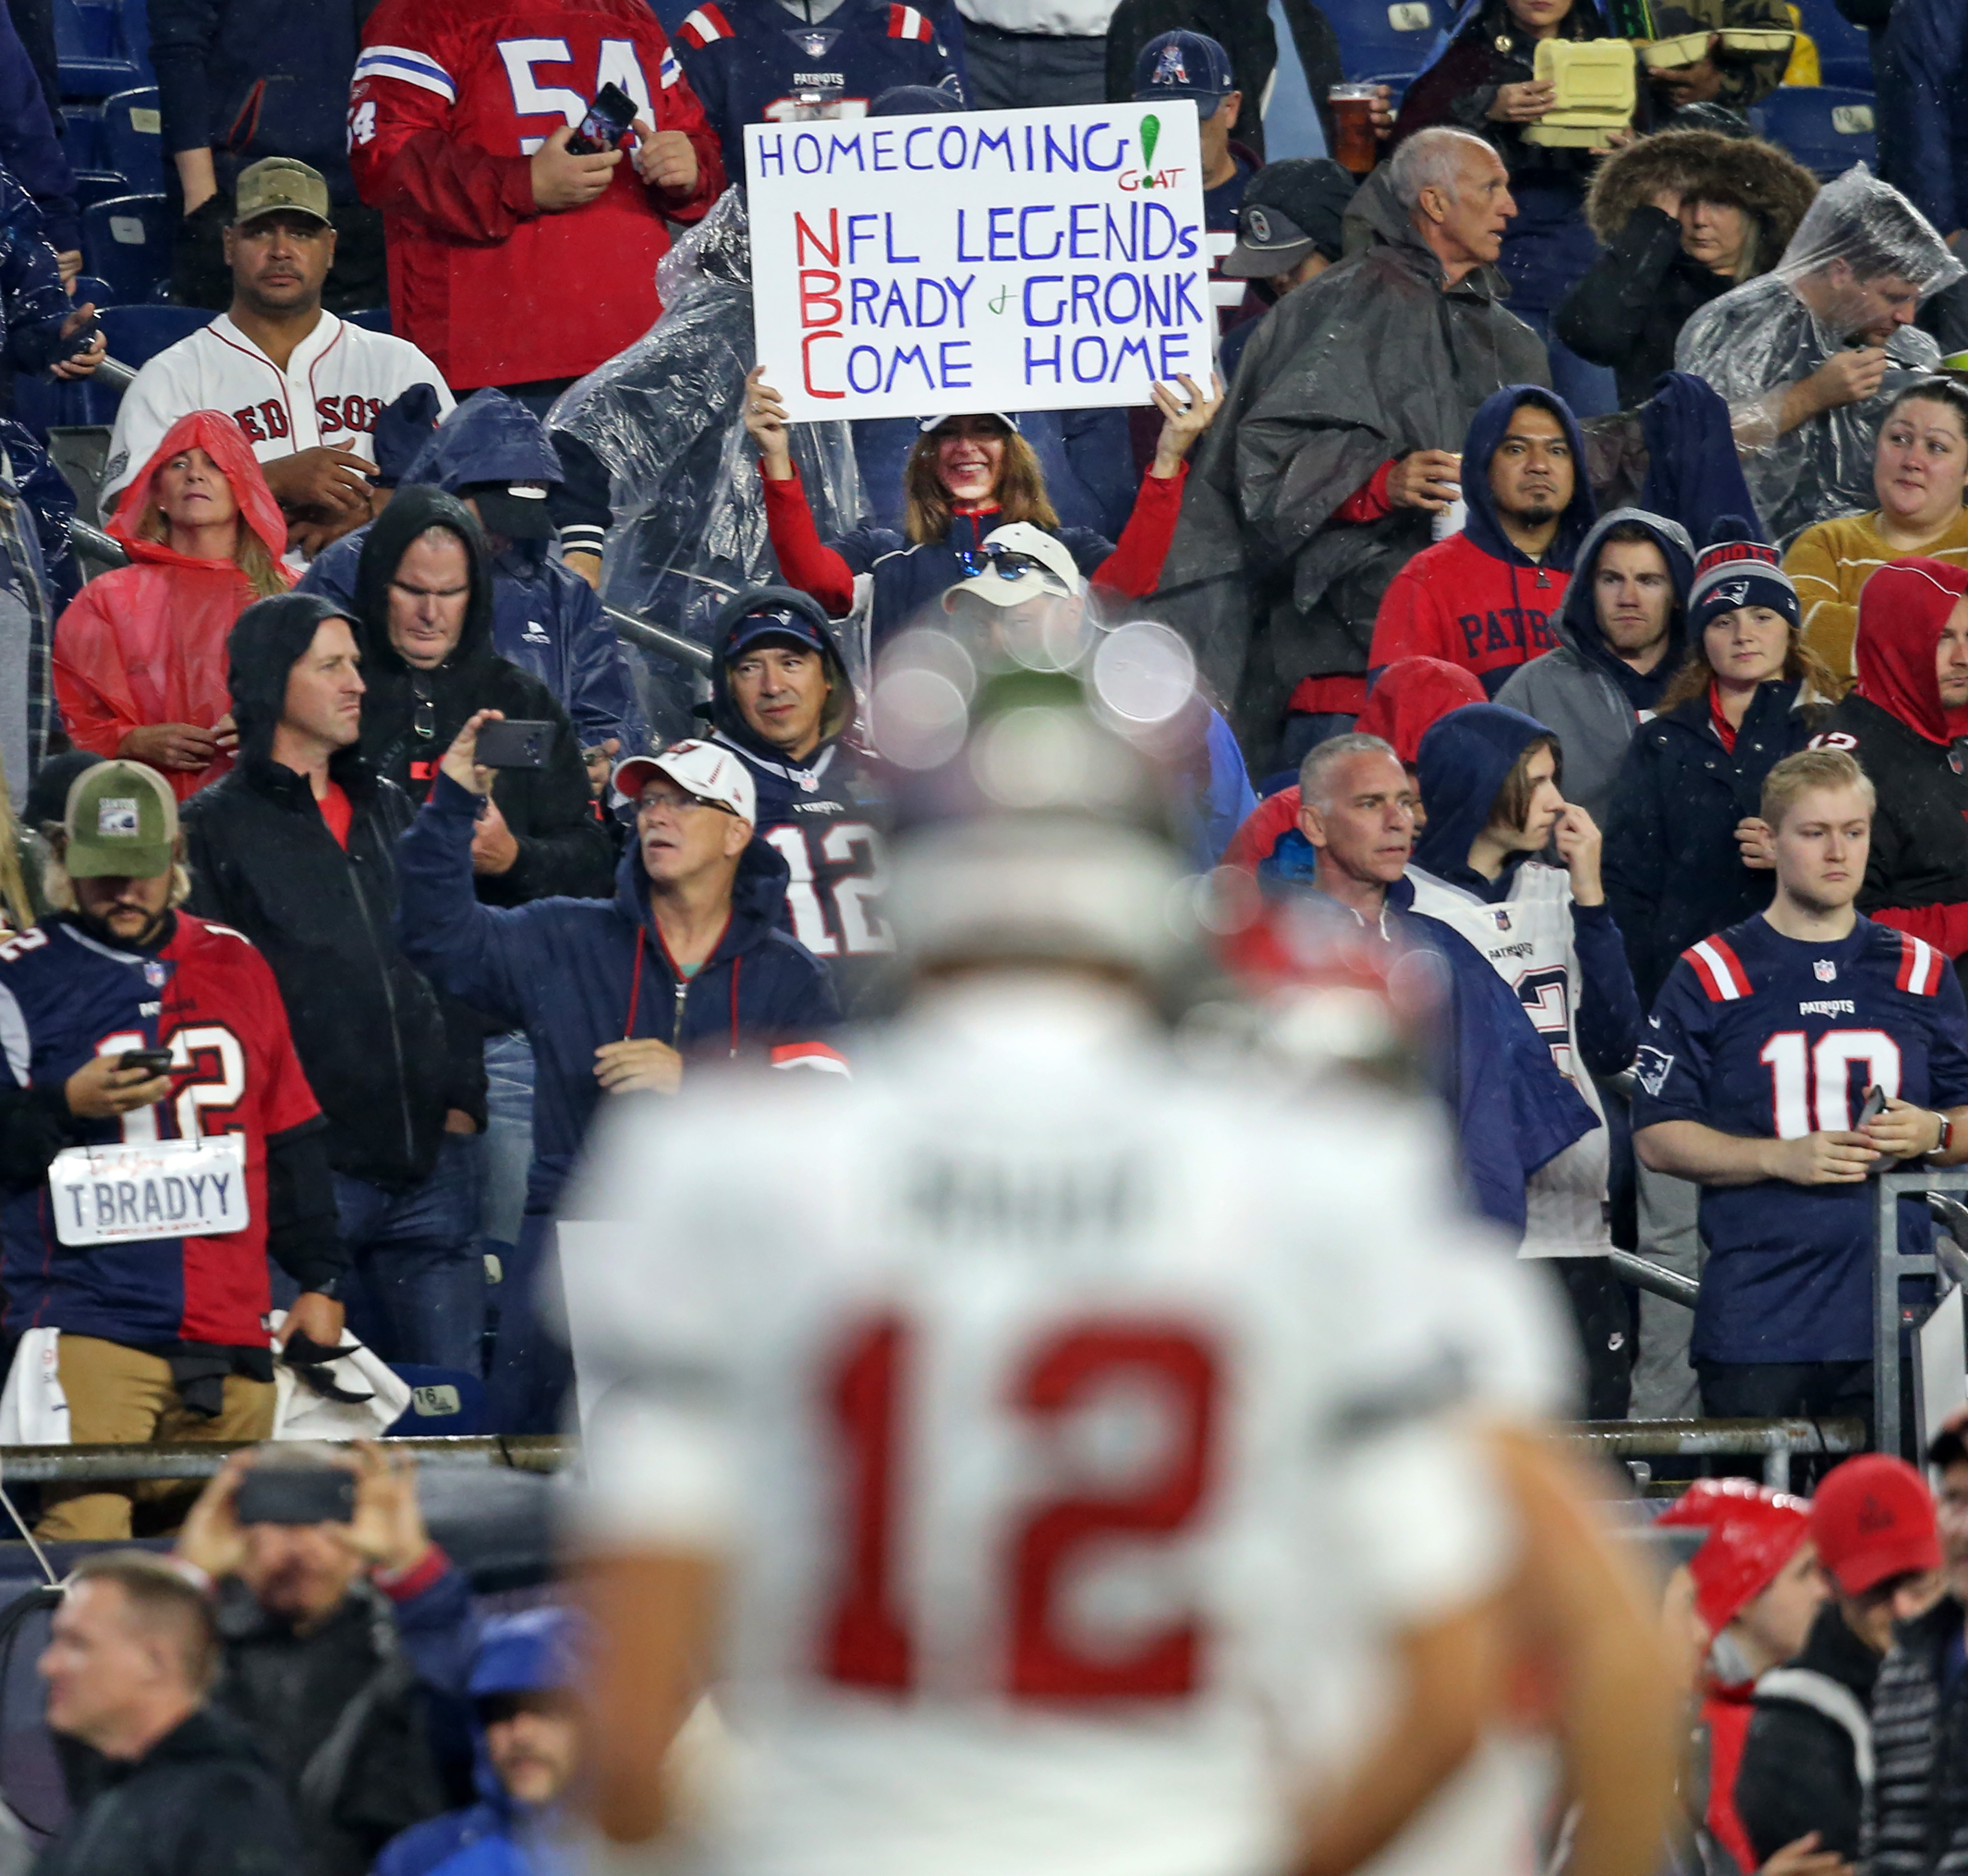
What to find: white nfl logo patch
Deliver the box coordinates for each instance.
[1814,959,1837,982]
[97,798,139,837]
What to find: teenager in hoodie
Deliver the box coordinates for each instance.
[706,587,895,1021]
[1809,557,1968,976]
[1368,385,1597,696]
[53,412,291,802]
[297,392,649,760]
[396,728,843,1432]
[1494,507,1696,826]
[1408,703,1643,1415]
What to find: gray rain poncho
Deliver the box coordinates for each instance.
[1674,164,1963,546]
[549,190,867,738]
[1151,162,1550,766]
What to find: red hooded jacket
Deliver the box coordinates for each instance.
[53,411,291,801]
[1222,658,1485,870]
[1368,531,1570,695]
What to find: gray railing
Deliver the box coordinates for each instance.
[0,1435,571,1483]
[1562,1417,1866,1492]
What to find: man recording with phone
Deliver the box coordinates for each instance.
[172,1443,480,1876]
[0,761,347,1541]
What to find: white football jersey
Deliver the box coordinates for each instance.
[1406,861,1612,1260]
[564,974,1567,1876]
[101,311,455,509]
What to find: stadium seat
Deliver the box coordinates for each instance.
[120,0,154,84]
[11,372,123,444]
[1323,0,1442,81]
[80,193,171,303]
[53,0,139,97]
[100,87,165,194]
[60,106,108,171]
[71,169,129,210]
[99,302,212,369]
[1791,0,1873,88]
[343,305,393,334]
[1263,0,1331,159]
[69,272,114,306]
[385,1367,490,1437]
[1753,84,1876,178]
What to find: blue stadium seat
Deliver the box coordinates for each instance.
[1324,0,1442,82]
[11,371,122,443]
[71,169,129,209]
[53,0,139,96]
[120,0,153,84]
[60,106,107,171]
[70,272,114,305]
[1753,84,1876,179]
[1263,0,1330,159]
[343,305,392,334]
[101,87,164,193]
[1793,0,1873,89]
[100,302,212,369]
[385,1367,489,1437]
[80,193,171,302]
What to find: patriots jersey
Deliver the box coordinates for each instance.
[567,976,1550,1876]
[1631,913,1968,1363]
[712,730,896,1018]
[1407,861,1611,1259]
[676,0,964,187]
[0,915,322,1350]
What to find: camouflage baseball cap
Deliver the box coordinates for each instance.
[64,761,178,879]
[232,157,332,228]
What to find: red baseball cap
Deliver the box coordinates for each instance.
[1810,1454,1940,1598]
[1657,1478,1812,1634]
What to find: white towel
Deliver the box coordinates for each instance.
[268,1316,413,1441]
[0,1329,69,1445]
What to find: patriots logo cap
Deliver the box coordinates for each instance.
[1131,30,1234,113]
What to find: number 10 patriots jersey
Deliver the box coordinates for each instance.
[566,979,1553,1876]
[1631,912,1968,1365]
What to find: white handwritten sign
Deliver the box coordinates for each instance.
[50,1137,249,1246]
[747,102,1212,423]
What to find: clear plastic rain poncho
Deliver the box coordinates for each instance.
[548,189,868,740]
[1674,164,1963,546]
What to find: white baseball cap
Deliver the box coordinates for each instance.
[942,522,1084,611]
[613,739,756,825]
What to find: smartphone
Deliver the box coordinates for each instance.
[476,719,555,769]
[116,1048,173,1075]
[1859,1084,1887,1127]
[567,82,638,155]
[234,1466,356,1528]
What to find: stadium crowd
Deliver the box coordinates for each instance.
[5,0,1968,1865]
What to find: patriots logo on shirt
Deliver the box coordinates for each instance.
[1153,41,1188,83]
[1814,959,1837,982]
[1634,1046,1675,1098]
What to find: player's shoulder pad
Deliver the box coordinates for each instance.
[1679,934,1753,1003]
[1890,927,1947,997]
[886,2,936,38]
[677,4,734,47]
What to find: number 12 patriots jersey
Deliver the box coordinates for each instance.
[566,979,1549,1876]
[1631,913,1968,1365]
[675,0,965,187]
[0,915,322,1351]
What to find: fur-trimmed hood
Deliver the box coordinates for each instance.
[1584,130,1818,269]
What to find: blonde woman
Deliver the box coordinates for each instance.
[54,410,291,800]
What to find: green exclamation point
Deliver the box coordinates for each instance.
[1139,113,1160,187]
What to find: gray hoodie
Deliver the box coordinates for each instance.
[1492,507,1696,827]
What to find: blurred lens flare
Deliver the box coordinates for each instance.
[1092,621,1198,726]
[873,667,971,771]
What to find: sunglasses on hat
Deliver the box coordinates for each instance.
[954,545,1058,583]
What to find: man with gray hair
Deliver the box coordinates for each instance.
[1154,125,1550,775]
[1258,732,1599,1240]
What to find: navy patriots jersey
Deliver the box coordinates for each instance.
[711,730,895,1017]
[1631,913,1968,1363]
[0,915,322,1351]
[676,0,964,186]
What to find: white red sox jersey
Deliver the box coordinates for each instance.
[101,311,455,511]
[1408,860,1612,1260]
[565,975,1553,1876]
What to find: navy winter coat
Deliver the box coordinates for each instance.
[0,7,74,255]
[1603,678,1827,1009]
[300,391,650,754]
[396,773,843,1214]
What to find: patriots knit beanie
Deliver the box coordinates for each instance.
[1689,515,1800,636]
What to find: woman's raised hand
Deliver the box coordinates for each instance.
[1150,372,1226,477]
[743,365,796,480]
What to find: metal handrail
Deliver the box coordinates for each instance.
[1562,1417,1865,1491]
[1876,1167,1968,1457]
[602,603,713,671]
[0,1435,572,1483]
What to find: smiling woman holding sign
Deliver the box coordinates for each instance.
[744,365,1220,646]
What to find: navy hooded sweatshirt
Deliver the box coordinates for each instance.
[396,772,844,1215]
[299,391,649,755]
[1410,702,1641,1082]
[1258,831,1599,1239]
[1369,385,1597,696]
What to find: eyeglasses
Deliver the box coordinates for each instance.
[954,546,1057,584]
[638,789,738,818]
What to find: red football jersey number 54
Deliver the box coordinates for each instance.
[821,1315,1219,1701]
